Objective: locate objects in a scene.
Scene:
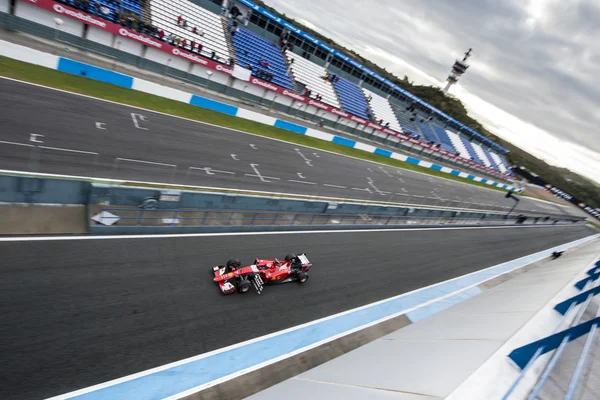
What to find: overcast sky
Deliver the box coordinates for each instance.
[264,0,600,184]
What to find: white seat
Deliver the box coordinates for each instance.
[149,0,231,62]
[446,130,471,160]
[361,88,402,132]
[471,142,493,167]
[285,51,341,109]
[489,152,508,173]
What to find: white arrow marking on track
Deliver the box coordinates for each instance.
[379,167,392,177]
[250,144,257,150]
[367,177,385,196]
[297,173,305,179]
[231,154,239,161]
[95,122,106,130]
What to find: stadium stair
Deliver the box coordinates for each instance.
[394,109,420,133]
[417,121,438,143]
[285,50,341,108]
[489,151,508,174]
[361,88,402,132]
[230,26,294,90]
[149,0,231,62]
[481,146,500,171]
[331,76,371,120]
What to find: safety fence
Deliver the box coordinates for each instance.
[89,206,584,231]
[503,260,600,400]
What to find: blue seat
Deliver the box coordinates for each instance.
[331,76,370,119]
[230,24,295,90]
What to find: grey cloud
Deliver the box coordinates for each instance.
[264,0,600,157]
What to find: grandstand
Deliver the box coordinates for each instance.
[25,0,515,178]
[230,25,295,90]
[148,0,231,62]
[285,51,341,108]
[331,76,371,120]
[361,88,402,132]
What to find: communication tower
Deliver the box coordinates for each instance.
[443,48,472,93]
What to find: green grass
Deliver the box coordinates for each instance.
[0,56,509,193]
[588,221,600,231]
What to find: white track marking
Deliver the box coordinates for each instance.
[230,154,239,161]
[313,153,320,158]
[0,225,591,242]
[0,140,33,147]
[116,158,175,167]
[323,184,347,189]
[297,173,305,179]
[367,177,385,196]
[95,122,106,130]
[29,133,44,143]
[288,179,316,185]
[189,167,235,176]
[1,77,522,198]
[39,146,98,155]
[367,168,373,173]
[246,164,279,182]
[400,188,408,193]
[294,148,313,167]
[352,188,372,192]
[398,177,405,183]
[379,167,392,177]
[130,113,148,130]
[250,144,257,150]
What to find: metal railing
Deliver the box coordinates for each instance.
[503,260,600,400]
[90,207,581,229]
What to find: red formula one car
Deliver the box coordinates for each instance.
[212,253,312,295]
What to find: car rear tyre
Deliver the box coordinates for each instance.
[297,271,309,284]
[285,254,296,261]
[227,258,241,269]
[238,278,251,293]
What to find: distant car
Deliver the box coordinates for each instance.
[212,253,312,295]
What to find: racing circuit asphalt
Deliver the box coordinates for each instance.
[0,78,577,216]
[0,225,595,400]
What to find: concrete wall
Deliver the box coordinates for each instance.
[0,0,10,13]
[15,0,84,37]
[116,36,144,57]
[0,176,90,204]
[86,26,114,47]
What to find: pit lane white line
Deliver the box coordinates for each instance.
[323,184,347,189]
[39,146,98,156]
[288,179,317,185]
[379,167,393,177]
[116,158,176,168]
[0,140,34,147]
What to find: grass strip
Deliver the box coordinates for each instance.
[0,56,509,193]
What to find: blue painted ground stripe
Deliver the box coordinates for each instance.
[190,95,238,116]
[450,170,460,176]
[406,157,420,165]
[57,58,133,88]
[332,136,356,147]
[430,164,442,171]
[467,174,476,180]
[374,148,392,158]
[481,178,488,184]
[274,120,307,134]
[63,234,598,400]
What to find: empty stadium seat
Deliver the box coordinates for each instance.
[149,0,231,62]
[488,152,507,173]
[230,25,294,90]
[417,121,438,143]
[446,130,470,159]
[460,136,484,165]
[481,146,500,171]
[285,51,341,108]
[471,142,493,168]
[361,88,402,132]
[331,76,370,120]
[431,124,457,153]
[394,109,420,132]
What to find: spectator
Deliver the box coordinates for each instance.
[192,26,197,34]
[177,15,183,25]
[197,43,204,53]
[211,51,216,60]
[379,118,383,125]
[229,58,235,66]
